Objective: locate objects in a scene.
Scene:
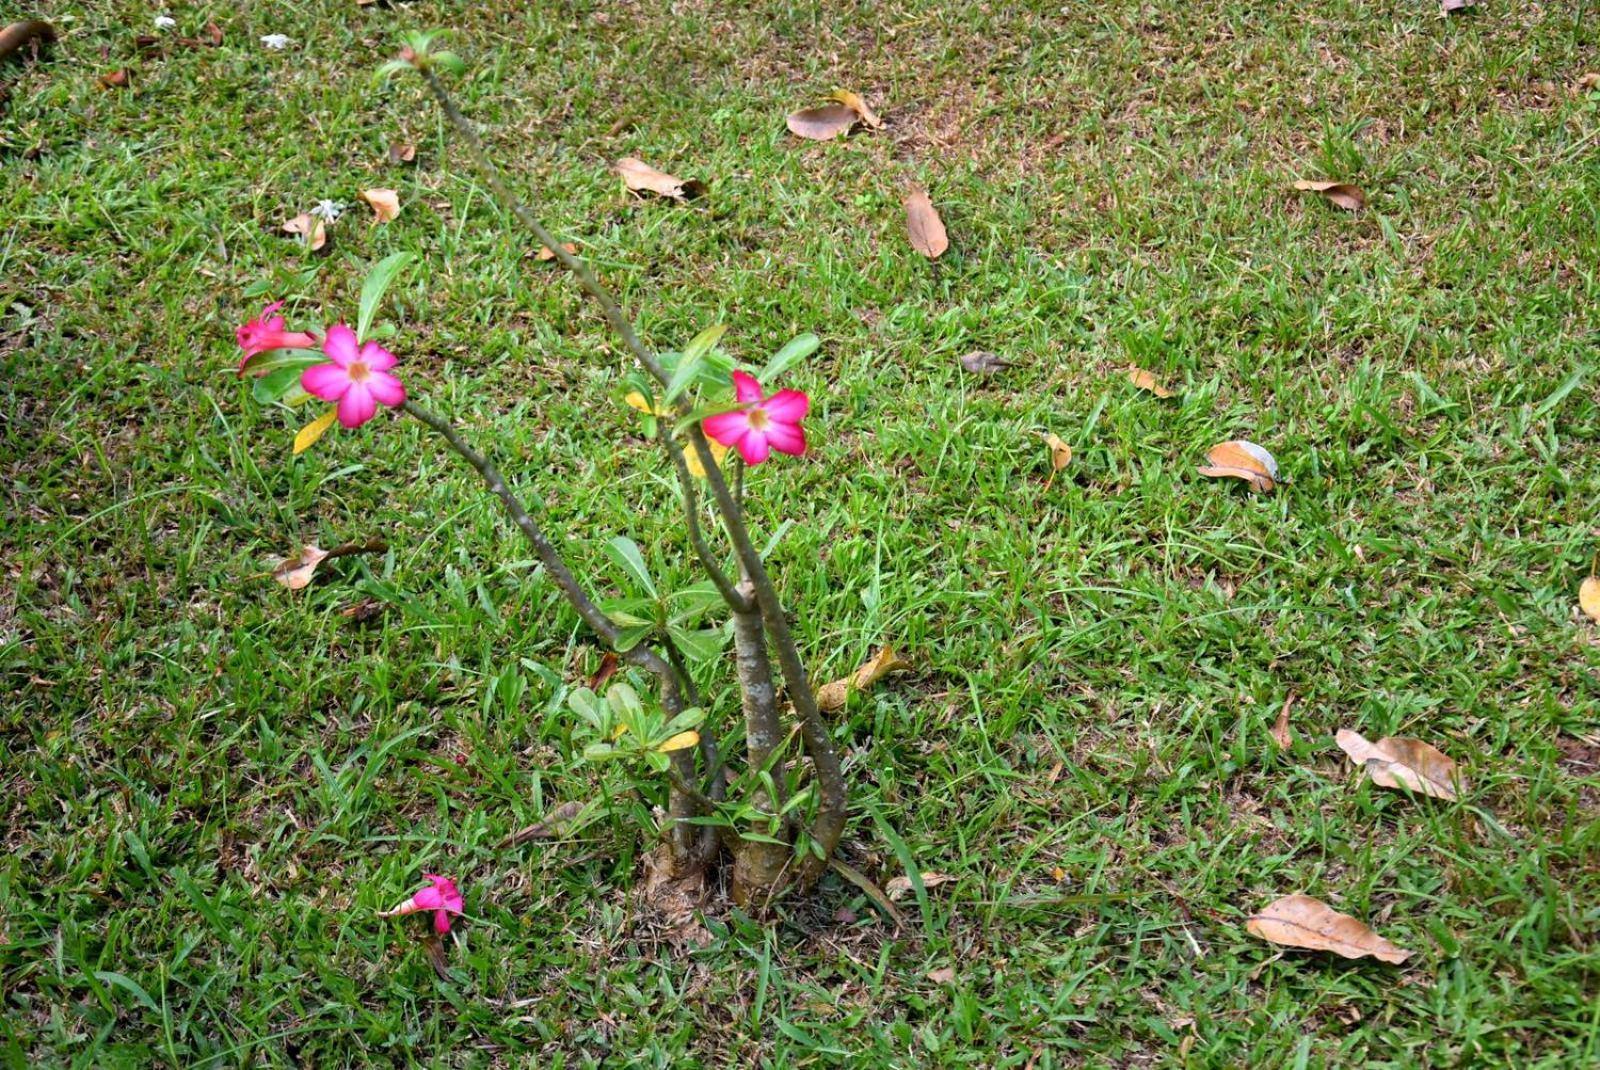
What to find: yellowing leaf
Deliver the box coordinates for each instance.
[815,645,913,711]
[683,437,729,479]
[904,190,949,258]
[1336,729,1463,800]
[281,211,327,251]
[293,409,339,455]
[1197,439,1279,493]
[786,102,859,141]
[615,157,704,200]
[625,390,666,415]
[829,88,883,129]
[361,188,401,223]
[1246,895,1410,964]
[1042,432,1072,490]
[657,730,700,753]
[885,871,955,901]
[1128,367,1175,398]
[1292,179,1365,212]
[1579,575,1600,623]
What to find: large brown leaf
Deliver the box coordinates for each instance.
[1128,367,1175,398]
[904,190,949,258]
[1579,575,1600,623]
[1336,729,1462,800]
[615,157,704,200]
[1293,179,1365,212]
[786,102,858,141]
[1246,895,1410,964]
[1197,439,1279,493]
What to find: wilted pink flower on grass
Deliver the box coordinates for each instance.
[301,323,406,428]
[701,371,808,466]
[235,301,317,375]
[378,874,463,933]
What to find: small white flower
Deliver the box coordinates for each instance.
[309,200,344,221]
[260,34,291,50]
[154,15,177,30]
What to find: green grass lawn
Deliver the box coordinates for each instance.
[4,0,1600,1065]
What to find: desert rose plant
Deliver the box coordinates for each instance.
[234,34,863,908]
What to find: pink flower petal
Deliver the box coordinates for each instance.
[365,370,406,407]
[322,323,360,368]
[301,362,350,400]
[731,371,764,405]
[409,885,447,911]
[702,410,752,447]
[337,382,378,428]
[433,910,452,934]
[260,300,285,320]
[360,341,398,372]
[761,389,809,423]
[737,430,771,465]
[764,421,806,456]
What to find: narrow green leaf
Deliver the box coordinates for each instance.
[760,332,820,382]
[664,323,727,403]
[357,252,416,344]
[667,624,727,663]
[93,972,159,1014]
[602,536,657,598]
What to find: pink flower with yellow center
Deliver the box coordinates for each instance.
[377,874,464,934]
[300,323,406,428]
[701,371,808,466]
[235,300,318,376]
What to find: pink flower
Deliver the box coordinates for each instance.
[300,323,406,428]
[235,301,318,376]
[377,874,464,934]
[701,371,808,466]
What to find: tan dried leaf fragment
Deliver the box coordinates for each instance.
[273,545,329,590]
[815,645,913,711]
[361,188,401,223]
[1042,432,1073,490]
[886,871,955,901]
[1336,729,1463,800]
[1293,179,1365,212]
[1579,576,1600,623]
[500,800,587,847]
[615,157,704,200]
[281,212,328,251]
[1246,895,1410,964]
[1270,695,1295,750]
[1128,367,1175,398]
[904,190,949,258]
[1197,439,1279,493]
[388,142,417,164]
[535,242,578,262]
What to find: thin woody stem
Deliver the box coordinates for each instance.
[658,422,752,613]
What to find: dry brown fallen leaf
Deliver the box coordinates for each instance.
[926,966,956,984]
[830,88,883,129]
[1197,439,1280,493]
[786,102,859,141]
[615,157,704,200]
[500,799,587,847]
[1246,895,1410,964]
[281,212,328,252]
[271,539,386,590]
[586,651,620,692]
[1271,694,1295,750]
[1128,367,1175,398]
[388,142,417,165]
[959,350,1011,374]
[99,69,130,89]
[361,188,401,223]
[1293,179,1365,212]
[1336,729,1463,800]
[535,242,578,262]
[1579,576,1600,623]
[904,190,949,258]
[815,645,913,711]
[1043,432,1072,490]
[886,871,955,901]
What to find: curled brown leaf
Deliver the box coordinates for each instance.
[786,103,858,141]
[281,212,328,251]
[1336,729,1463,800]
[815,645,913,711]
[535,242,578,262]
[361,188,401,223]
[1293,179,1365,212]
[886,871,955,901]
[1197,439,1279,493]
[1128,367,1175,398]
[615,157,704,200]
[1579,576,1600,623]
[959,351,1011,374]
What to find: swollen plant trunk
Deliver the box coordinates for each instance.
[728,577,793,906]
